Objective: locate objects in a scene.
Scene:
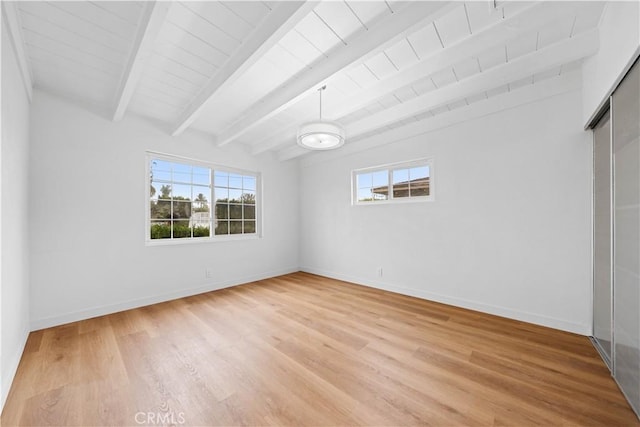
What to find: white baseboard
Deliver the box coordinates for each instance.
[1,325,30,412]
[301,267,590,336]
[30,267,299,331]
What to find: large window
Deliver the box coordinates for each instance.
[147,153,259,244]
[353,159,433,204]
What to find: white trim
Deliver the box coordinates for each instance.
[301,267,591,335]
[584,47,640,130]
[1,325,29,411]
[30,267,299,331]
[1,2,33,102]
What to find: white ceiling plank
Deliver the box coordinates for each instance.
[19,2,132,53]
[25,29,123,76]
[365,52,398,80]
[2,2,33,101]
[325,1,581,122]
[170,1,318,136]
[90,2,144,26]
[251,130,293,155]
[345,30,598,138]
[434,4,470,47]
[217,1,456,147]
[344,1,389,28]
[220,1,272,28]
[313,1,364,41]
[385,39,420,71]
[52,2,139,41]
[112,1,171,121]
[278,145,309,162]
[298,70,582,166]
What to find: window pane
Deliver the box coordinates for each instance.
[410,166,429,180]
[172,200,191,219]
[172,184,192,200]
[216,203,229,219]
[243,176,256,191]
[357,172,372,189]
[214,171,228,187]
[151,159,171,174]
[193,166,210,186]
[151,169,171,182]
[229,174,242,189]
[243,205,255,220]
[191,210,210,228]
[150,221,171,239]
[372,170,388,187]
[172,163,191,184]
[242,191,256,204]
[243,220,256,233]
[215,187,229,202]
[393,168,409,184]
[193,225,210,238]
[358,188,374,202]
[393,168,410,198]
[215,220,229,235]
[229,221,243,235]
[192,190,209,212]
[372,187,389,200]
[173,221,191,238]
[229,189,242,203]
[229,204,242,219]
[410,177,430,197]
[150,200,171,219]
[156,183,172,199]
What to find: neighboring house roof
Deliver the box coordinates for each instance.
[372,177,430,196]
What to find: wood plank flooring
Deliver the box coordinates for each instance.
[2,272,638,426]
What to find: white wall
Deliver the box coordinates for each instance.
[582,1,640,125]
[1,20,31,409]
[29,91,299,330]
[299,89,592,334]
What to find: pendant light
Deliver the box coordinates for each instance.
[297,85,345,150]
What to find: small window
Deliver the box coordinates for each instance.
[147,153,260,244]
[353,159,433,204]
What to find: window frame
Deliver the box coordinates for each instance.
[351,158,434,206]
[145,151,262,246]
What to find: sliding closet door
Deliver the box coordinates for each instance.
[613,58,640,415]
[593,110,612,365]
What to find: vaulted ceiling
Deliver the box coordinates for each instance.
[6,1,604,160]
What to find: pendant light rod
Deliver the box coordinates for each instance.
[317,85,326,120]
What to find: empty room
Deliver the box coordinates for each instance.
[1,0,639,425]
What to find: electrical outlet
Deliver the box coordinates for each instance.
[205,269,212,278]
[377,267,383,277]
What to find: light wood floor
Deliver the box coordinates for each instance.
[2,272,638,426]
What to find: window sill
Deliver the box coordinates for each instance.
[352,197,435,206]
[145,233,261,246]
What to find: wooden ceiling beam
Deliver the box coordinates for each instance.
[112,1,170,122]
[216,1,456,147]
[345,29,598,139]
[282,69,582,162]
[170,1,317,137]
